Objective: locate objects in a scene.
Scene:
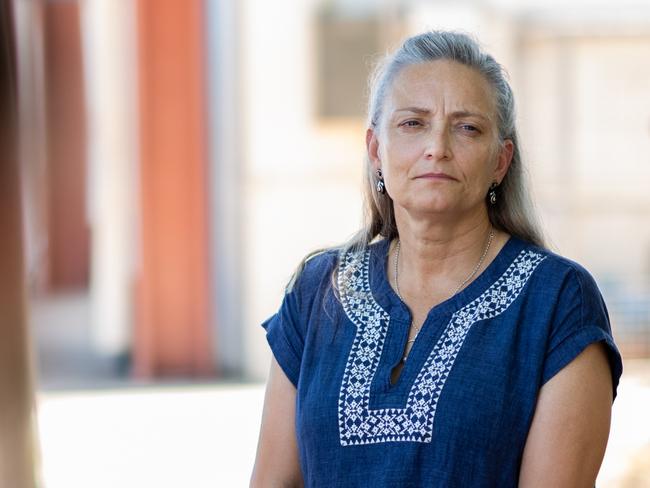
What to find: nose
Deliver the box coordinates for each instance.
[424,128,451,160]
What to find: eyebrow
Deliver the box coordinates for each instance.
[394,107,491,122]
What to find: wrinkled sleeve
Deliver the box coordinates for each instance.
[542,266,623,400]
[262,284,304,388]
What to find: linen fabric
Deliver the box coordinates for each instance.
[262,236,623,487]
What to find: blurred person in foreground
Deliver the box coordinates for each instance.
[251,30,622,487]
[0,2,40,487]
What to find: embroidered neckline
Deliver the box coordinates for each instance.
[337,246,546,446]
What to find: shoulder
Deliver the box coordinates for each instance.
[514,239,613,344]
[291,240,386,297]
[514,239,602,297]
[286,247,339,296]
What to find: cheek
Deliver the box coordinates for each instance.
[456,150,497,189]
[385,138,421,168]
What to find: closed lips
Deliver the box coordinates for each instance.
[415,173,457,180]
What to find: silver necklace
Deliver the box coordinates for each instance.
[394,228,495,362]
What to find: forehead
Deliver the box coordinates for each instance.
[386,60,497,117]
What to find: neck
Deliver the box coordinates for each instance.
[392,208,500,302]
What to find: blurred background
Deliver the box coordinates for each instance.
[7,0,650,486]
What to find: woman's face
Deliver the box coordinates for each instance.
[367,60,513,222]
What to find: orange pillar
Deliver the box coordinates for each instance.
[43,1,89,290]
[135,0,213,377]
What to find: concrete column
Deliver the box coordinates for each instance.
[80,0,138,358]
[205,0,244,376]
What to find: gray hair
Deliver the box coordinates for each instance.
[350,30,545,252]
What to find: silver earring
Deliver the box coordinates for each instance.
[376,169,385,194]
[488,182,498,205]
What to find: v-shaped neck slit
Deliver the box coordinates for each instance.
[364,236,519,399]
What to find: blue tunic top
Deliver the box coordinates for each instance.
[262,236,623,487]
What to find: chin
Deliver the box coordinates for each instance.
[401,199,455,216]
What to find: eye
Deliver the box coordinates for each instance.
[399,119,423,128]
[458,124,481,135]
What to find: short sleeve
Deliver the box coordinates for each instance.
[541,265,623,400]
[260,250,338,389]
[262,285,304,388]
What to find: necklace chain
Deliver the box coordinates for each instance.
[395,228,495,362]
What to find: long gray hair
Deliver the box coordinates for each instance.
[290,30,545,290]
[351,29,545,253]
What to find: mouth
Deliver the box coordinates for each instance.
[415,172,458,181]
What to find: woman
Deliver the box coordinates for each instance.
[251,30,622,487]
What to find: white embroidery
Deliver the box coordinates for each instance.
[337,247,546,446]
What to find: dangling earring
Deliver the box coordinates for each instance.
[488,181,498,205]
[376,168,386,194]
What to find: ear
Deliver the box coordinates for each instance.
[494,139,514,184]
[366,127,381,170]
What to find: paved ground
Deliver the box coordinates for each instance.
[38,383,265,488]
